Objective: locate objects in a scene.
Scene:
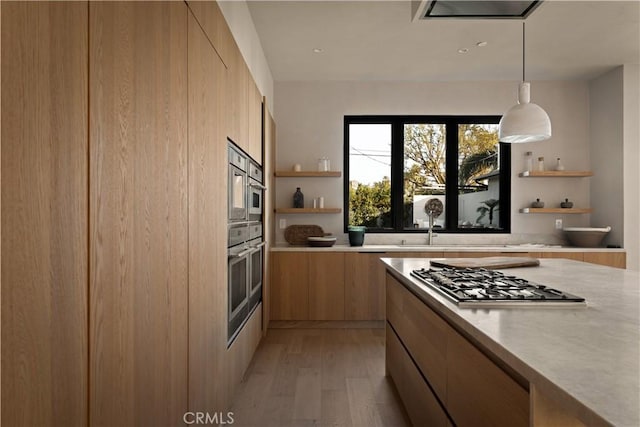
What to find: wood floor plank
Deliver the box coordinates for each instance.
[292,367,322,421]
[230,328,410,427]
[321,389,352,427]
[346,377,386,427]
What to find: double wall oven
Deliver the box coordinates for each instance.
[227,141,265,346]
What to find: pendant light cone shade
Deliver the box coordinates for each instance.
[498,82,552,143]
[498,23,552,143]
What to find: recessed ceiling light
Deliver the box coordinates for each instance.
[457,48,469,54]
[476,41,488,47]
[312,48,323,53]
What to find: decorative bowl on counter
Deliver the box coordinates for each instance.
[563,226,611,247]
[307,236,337,247]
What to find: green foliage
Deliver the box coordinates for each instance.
[458,124,499,186]
[404,124,446,189]
[349,177,391,227]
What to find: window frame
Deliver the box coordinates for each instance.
[343,115,511,234]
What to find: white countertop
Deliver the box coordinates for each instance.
[381,257,639,427]
[271,243,626,253]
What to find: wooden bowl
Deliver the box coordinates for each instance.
[307,236,337,247]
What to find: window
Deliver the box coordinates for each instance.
[344,116,510,233]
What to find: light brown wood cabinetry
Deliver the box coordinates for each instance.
[440,250,625,268]
[227,41,249,152]
[1,3,88,425]
[187,10,228,413]
[386,273,529,427]
[263,102,276,331]
[186,1,263,164]
[186,0,233,67]
[386,325,449,427]
[345,253,387,320]
[270,251,444,321]
[271,252,310,320]
[3,2,264,423]
[309,252,345,320]
[540,251,584,262]
[89,3,189,425]
[447,328,529,427]
[583,252,626,269]
[248,78,263,163]
[386,275,447,397]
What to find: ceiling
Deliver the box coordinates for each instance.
[246,0,640,82]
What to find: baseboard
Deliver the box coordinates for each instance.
[268,320,385,329]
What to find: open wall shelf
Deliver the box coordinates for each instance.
[518,171,593,177]
[275,208,342,214]
[275,171,341,177]
[519,208,593,214]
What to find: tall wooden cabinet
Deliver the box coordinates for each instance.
[248,79,263,163]
[187,10,228,414]
[263,102,276,331]
[3,2,268,425]
[89,3,189,425]
[1,3,89,426]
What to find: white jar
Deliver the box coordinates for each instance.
[525,151,533,172]
[317,157,330,171]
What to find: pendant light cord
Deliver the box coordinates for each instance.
[522,22,526,82]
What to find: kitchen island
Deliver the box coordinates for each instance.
[382,258,639,427]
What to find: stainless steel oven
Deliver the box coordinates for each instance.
[228,223,250,344]
[227,141,264,345]
[228,221,264,345]
[248,160,264,222]
[228,142,248,222]
[248,223,264,312]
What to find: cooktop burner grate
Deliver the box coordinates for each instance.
[410,267,586,307]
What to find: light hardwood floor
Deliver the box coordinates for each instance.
[229,328,411,427]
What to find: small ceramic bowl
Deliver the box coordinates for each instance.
[307,236,337,247]
[531,199,544,208]
[560,199,573,208]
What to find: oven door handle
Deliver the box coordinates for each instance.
[228,247,253,259]
[251,241,266,250]
[248,182,267,191]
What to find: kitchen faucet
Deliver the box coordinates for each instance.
[427,212,435,245]
[424,198,443,246]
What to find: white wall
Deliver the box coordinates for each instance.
[218,0,275,113]
[623,64,640,271]
[589,67,624,249]
[274,80,591,244]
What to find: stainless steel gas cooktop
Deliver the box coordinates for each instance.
[410,267,586,307]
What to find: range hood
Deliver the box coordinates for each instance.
[413,0,542,20]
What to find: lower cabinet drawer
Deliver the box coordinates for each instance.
[447,328,529,427]
[386,323,449,427]
[386,273,448,397]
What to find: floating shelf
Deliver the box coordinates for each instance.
[519,208,593,214]
[518,171,593,177]
[275,208,342,214]
[275,171,341,178]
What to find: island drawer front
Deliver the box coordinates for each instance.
[447,328,529,427]
[386,274,447,398]
[386,324,449,427]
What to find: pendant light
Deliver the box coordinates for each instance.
[498,22,551,143]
